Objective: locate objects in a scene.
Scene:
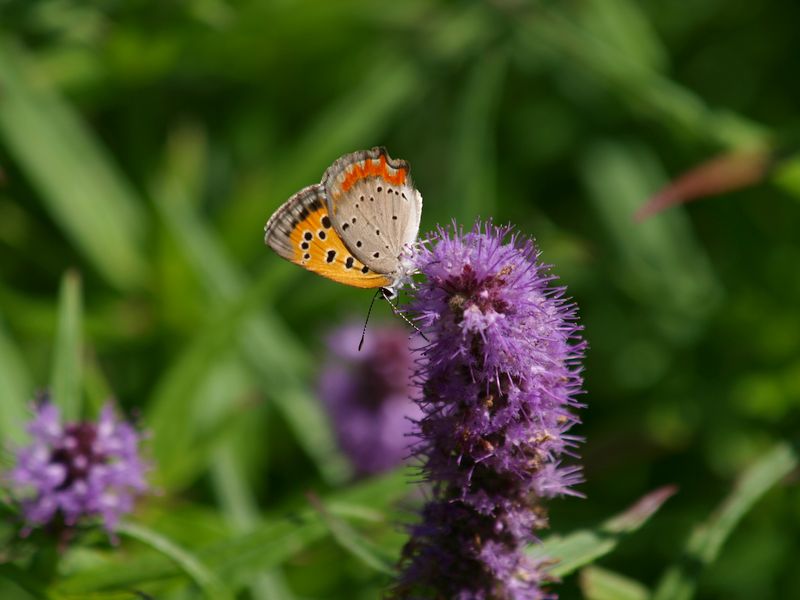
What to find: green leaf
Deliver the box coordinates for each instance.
[50,270,83,421]
[0,564,52,599]
[55,469,410,595]
[0,38,148,291]
[212,441,296,600]
[146,263,296,489]
[652,442,797,600]
[307,492,396,575]
[580,566,650,600]
[0,316,32,443]
[116,522,235,600]
[147,331,239,488]
[530,485,677,578]
[204,469,408,590]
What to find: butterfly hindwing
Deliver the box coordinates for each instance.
[321,147,422,274]
[264,184,392,289]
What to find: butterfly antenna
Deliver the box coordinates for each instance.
[359,289,383,351]
[380,289,429,342]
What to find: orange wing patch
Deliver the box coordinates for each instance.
[340,153,407,193]
[289,207,392,289]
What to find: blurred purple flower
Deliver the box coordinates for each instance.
[319,323,421,476]
[394,222,586,599]
[7,398,149,539]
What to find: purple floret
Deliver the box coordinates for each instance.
[7,399,149,539]
[318,323,422,476]
[394,222,586,599]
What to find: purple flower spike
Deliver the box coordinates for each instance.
[394,222,586,599]
[7,398,149,539]
[319,323,422,476]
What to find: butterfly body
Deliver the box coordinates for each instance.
[265,148,422,296]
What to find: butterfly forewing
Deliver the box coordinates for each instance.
[264,184,392,289]
[321,147,422,274]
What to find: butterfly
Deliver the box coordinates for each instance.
[264,147,422,298]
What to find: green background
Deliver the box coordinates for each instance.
[1,1,799,598]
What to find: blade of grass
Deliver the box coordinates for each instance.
[0,316,32,443]
[116,522,234,600]
[0,38,148,290]
[530,485,677,578]
[580,565,650,600]
[50,270,82,421]
[652,442,797,600]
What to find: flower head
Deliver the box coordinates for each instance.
[7,398,149,538]
[318,323,421,476]
[395,222,586,599]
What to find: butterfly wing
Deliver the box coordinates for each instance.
[321,147,422,274]
[264,184,392,288]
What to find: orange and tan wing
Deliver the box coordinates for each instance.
[264,184,392,289]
